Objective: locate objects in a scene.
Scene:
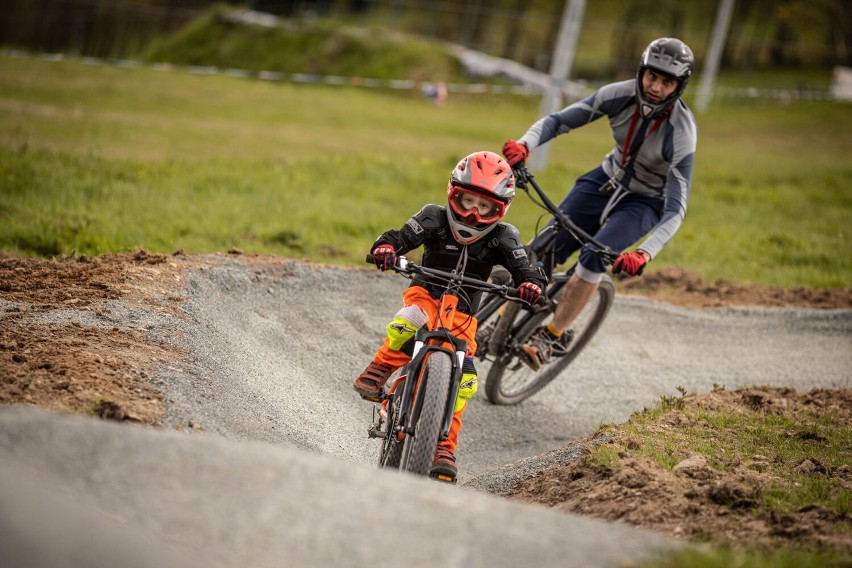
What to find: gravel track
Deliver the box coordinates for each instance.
[2,254,849,567]
[159,256,850,484]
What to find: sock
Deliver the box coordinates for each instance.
[545,323,563,337]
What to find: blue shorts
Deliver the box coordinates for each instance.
[550,166,664,273]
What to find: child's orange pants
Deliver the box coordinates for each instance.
[373,286,479,451]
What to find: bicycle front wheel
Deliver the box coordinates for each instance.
[400,351,453,476]
[484,275,616,405]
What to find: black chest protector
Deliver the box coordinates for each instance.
[415,234,502,314]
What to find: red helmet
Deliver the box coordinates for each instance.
[446,151,515,245]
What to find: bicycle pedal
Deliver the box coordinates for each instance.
[367,424,386,439]
[517,347,543,371]
[359,388,390,403]
[429,472,458,484]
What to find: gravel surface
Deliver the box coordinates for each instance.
[157,256,850,485]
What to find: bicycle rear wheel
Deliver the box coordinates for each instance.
[400,352,453,476]
[484,275,615,405]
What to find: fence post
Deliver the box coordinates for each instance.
[529,0,586,172]
[695,0,735,113]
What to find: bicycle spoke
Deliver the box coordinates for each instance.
[483,276,615,405]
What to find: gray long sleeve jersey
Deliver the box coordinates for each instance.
[518,79,698,259]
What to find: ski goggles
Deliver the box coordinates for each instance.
[447,186,508,224]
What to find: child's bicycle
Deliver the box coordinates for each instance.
[474,165,620,406]
[364,254,537,483]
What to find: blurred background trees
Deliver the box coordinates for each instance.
[1,0,848,80]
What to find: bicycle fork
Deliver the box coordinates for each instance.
[368,339,465,444]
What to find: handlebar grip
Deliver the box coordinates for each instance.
[507,288,546,306]
[365,254,409,271]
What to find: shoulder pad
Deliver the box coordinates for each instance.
[492,223,524,249]
[402,204,447,241]
[412,204,446,230]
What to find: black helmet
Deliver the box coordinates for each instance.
[635,37,694,119]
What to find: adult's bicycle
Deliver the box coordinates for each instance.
[474,165,620,405]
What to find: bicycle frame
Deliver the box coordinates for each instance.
[513,165,619,268]
[367,254,534,479]
[473,166,620,405]
[477,166,619,324]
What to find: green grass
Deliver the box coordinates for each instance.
[595,386,852,568]
[642,546,849,568]
[614,391,850,519]
[0,53,849,288]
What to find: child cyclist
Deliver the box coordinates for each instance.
[354,150,546,481]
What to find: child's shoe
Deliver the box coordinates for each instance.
[353,362,394,401]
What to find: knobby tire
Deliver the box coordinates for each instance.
[400,352,453,476]
[484,275,616,405]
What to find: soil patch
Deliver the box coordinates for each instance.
[508,387,852,554]
[0,251,192,424]
[618,266,852,309]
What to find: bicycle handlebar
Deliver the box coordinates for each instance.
[365,254,541,306]
[512,165,620,265]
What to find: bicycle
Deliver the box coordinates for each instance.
[364,254,537,482]
[474,165,620,406]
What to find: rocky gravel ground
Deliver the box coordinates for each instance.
[1,251,850,559]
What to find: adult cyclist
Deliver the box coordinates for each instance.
[502,37,698,370]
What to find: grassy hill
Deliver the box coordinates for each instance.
[139,7,472,85]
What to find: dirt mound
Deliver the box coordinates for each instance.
[508,387,852,553]
[619,266,852,309]
[0,251,191,424]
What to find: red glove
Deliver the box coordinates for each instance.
[612,251,648,276]
[518,281,542,304]
[372,244,396,271]
[502,140,529,166]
